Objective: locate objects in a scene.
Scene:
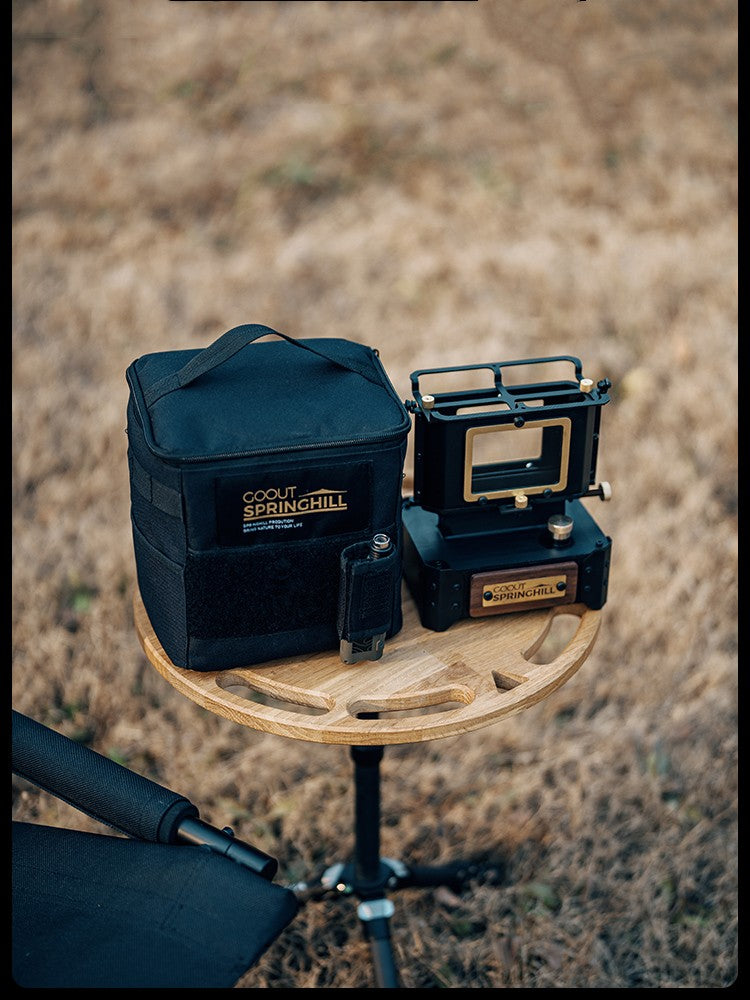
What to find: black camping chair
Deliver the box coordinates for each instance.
[11,710,299,989]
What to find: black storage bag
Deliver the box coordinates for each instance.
[126,324,410,671]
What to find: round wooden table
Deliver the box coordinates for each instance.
[134,587,601,746]
[135,586,601,987]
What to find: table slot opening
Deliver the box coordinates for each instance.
[492,670,528,691]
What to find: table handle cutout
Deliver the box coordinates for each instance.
[522,609,584,665]
[215,673,333,716]
[348,685,474,719]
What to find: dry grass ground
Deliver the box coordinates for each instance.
[12,0,737,989]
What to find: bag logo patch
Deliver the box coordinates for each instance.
[243,486,348,525]
[216,464,371,546]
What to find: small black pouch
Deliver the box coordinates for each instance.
[126,324,411,670]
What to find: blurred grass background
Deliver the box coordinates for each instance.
[12,0,737,988]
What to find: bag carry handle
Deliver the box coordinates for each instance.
[143,323,382,408]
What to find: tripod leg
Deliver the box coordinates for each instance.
[357,900,399,988]
[350,745,401,988]
[389,859,483,892]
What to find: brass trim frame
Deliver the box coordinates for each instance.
[463,417,571,502]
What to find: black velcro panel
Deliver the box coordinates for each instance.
[132,521,188,667]
[184,535,347,639]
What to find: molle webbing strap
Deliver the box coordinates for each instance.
[129,453,183,519]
